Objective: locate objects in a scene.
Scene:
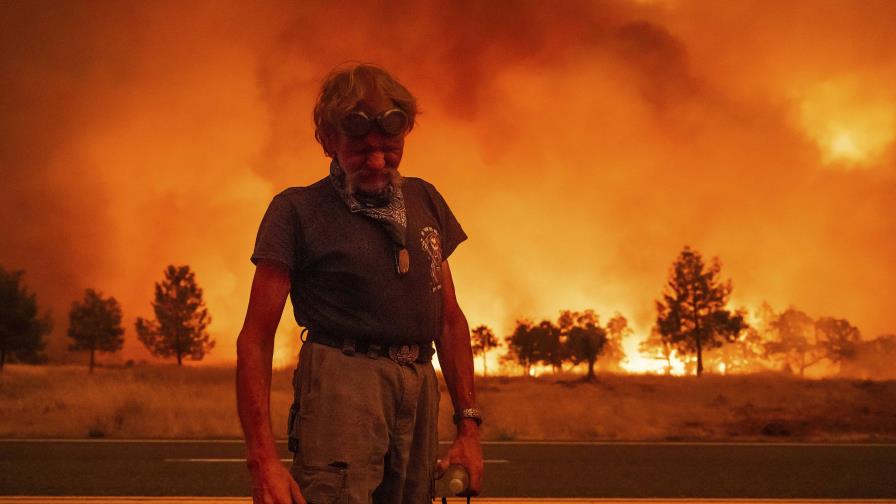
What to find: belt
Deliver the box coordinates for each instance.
[305,330,435,365]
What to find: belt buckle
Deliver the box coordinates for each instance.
[388,344,419,365]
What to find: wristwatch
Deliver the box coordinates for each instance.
[452,407,483,426]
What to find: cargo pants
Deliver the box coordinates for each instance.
[288,341,441,504]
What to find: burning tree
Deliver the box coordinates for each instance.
[704,326,770,374]
[471,324,499,377]
[136,265,214,365]
[603,313,631,372]
[704,303,779,374]
[67,289,124,373]
[0,267,51,370]
[655,246,748,376]
[640,326,675,375]
[764,308,821,376]
[765,310,862,377]
[814,316,861,371]
[840,334,896,379]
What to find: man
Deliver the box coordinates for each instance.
[236,63,483,504]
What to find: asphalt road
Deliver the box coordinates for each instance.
[1,440,894,499]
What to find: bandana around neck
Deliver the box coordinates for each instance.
[328,160,410,274]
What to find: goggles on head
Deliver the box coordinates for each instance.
[339,108,409,138]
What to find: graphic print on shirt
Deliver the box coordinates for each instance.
[420,226,443,292]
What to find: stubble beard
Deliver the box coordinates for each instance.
[345,167,404,200]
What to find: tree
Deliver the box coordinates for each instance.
[505,319,538,377]
[603,313,631,372]
[766,310,863,377]
[840,334,896,379]
[764,307,822,377]
[704,325,770,374]
[471,325,499,377]
[704,303,779,374]
[640,326,675,375]
[754,301,779,337]
[136,265,214,365]
[559,310,607,381]
[655,246,748,376]
[67,289,125,373]
[531,319,564,374]
[0,267,51,370]
[814,316,861,371]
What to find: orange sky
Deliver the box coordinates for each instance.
[1,0,894,368]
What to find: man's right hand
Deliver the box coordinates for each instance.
[237,260,296,503]
[248,457,305,504]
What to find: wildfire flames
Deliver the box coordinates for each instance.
[1,1,894,374]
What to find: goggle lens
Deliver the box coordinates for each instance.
[340,112,373,137]
[379,109,408,136]
[339,108,408,138]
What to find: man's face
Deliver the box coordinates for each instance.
[331,95,406,197]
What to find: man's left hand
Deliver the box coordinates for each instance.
[436,421,483,496]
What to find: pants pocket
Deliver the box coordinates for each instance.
[289,343,315,454]
[286,401,300,453]
[298,463,348,504]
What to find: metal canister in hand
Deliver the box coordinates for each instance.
[435,464,470,496]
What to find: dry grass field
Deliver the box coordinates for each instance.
[1,364,893,442]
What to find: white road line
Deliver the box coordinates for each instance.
[0,498,894,503]
[3,439,894,447]
[445,441,896,448]
[163,458,292,463]
[163,458,510,463]
[0,439,247,444]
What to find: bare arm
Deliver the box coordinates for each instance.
[435,260,483,495]
[236,259,304,503]
[435,260,477,420]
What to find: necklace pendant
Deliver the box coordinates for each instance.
[396,248,410,275]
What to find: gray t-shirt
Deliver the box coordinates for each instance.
[250,175,467,345]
